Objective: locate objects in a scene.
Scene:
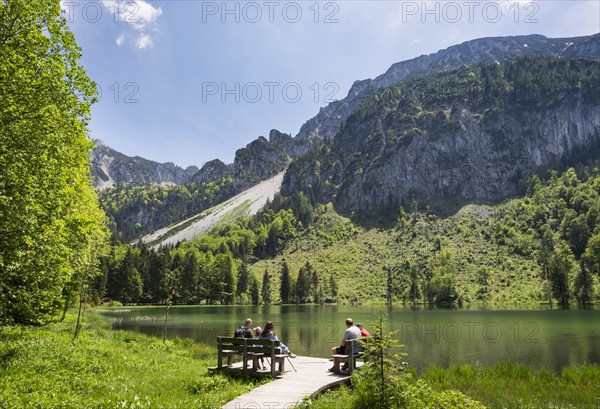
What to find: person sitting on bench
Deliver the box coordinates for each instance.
[357,322,371,337]
[259,321,297,358]
[253,326,267,369]
[330,318,361,371]
[233,318,254,338]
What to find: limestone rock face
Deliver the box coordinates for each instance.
[333,102,600,210]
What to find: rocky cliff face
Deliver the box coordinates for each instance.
[296,33,600,141]
[335,102,599,210]
[91,140,198,189]
[283,58,600,211]
[233,134,290,188]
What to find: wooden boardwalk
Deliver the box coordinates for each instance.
[221,356,362,408]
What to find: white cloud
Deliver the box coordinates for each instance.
[135,34,153,50]
[101,0,163,50]
[133,0,163,29]
[497,0,531,12]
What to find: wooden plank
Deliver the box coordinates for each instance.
[220,356,363,409]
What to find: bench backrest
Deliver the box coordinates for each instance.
[217,336,281,354]
[347,337,366,356]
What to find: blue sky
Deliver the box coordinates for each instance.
[62,0,600,168]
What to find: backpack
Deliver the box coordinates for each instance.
[234,326,252,338]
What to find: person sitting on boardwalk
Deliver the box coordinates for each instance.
[357,322,371,337]
[330,318,361,371]
[260,321,297,358]
[233,318,254,338]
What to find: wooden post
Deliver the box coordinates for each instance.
[271,340,276,377]
[242,338,248,371]
[348,340,354,375]
[217,337,223,369]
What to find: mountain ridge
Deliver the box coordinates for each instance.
[296,33,600,141]
[91,139,199,189]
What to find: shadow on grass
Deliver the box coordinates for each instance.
[0,348,18,370]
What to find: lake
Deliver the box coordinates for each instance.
[100,304,600,372]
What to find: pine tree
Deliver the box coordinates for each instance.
[280,260,292,304]
[220,254,236,305]
[584,231,600,276]
[549,241,576,306]
[537,228,555,304]
[137,240,152,303]
[156,248,174,303]
[250,276,260,306]
[295,264,310,303]
[119,248,143,304]
[407,261,420,303]
[574,261,594,305]
[309,264,319,302]
[261,269,272,305]
[475,267,491,301]
[386,266,394,305]
[422,259,435,304]
[179,251,200,304]
[236,262,250,296]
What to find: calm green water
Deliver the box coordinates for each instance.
[100,305,600,372]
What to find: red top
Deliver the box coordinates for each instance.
[360,328,371,337]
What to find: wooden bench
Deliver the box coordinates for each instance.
[331,338,366,375]
[216,336,287,377]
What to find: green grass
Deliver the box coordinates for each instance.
[301,364,600,409]
[418,363,600,409]
[0,312,266,408]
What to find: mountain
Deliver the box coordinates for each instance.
[283,57,600,211]
[296,33,600,142]
[91,140,198,189]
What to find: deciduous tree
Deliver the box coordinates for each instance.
[0,0,108,324]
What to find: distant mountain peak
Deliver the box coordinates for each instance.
[93,138,108,148]
[90,141,198,190]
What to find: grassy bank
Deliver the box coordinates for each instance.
[302,363,600,409]
[0,311,263,409]
[419,363,600,408]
